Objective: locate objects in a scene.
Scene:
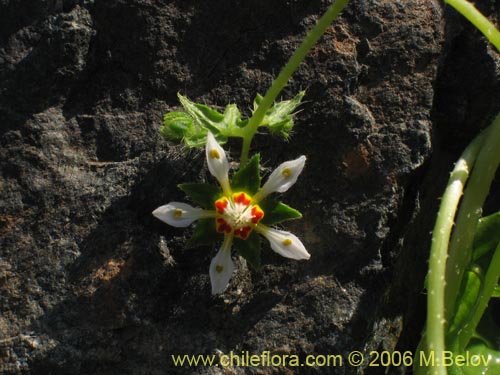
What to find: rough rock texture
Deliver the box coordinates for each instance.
[1,1,499,374]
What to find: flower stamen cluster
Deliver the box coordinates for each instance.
[215,192,264,240]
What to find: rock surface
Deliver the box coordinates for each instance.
[1,1,499,374]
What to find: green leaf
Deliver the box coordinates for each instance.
[231,154,261,196]
[233,232,261,270]
[175,94,247,146]
[462,339,500,375]
[254,91,305,138]
[161,111,194,141]
[447,265,483,350]
[178,183,222,209]
[493,285,500,298]
[259,198,302,225]
[473,212,500,260]
[186,219,222,248]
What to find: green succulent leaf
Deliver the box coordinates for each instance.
[259,198,302,225]
[472,212,500,261]
[253,91,305,138]
[234,232,261,270]
[462,339,500,375]
[493,285,500,298]
[231,154,261,196]
[178,183,221,209]
[186,219,222,248]
[447,265,483,349]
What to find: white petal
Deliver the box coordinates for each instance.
[209,235,234,294]
[205,132,231,194]
[257,225,310,260]
[254,156,306,202]
[152,202,205,228]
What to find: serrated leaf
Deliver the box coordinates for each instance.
[231,154,261,196]
[178,183,222,209]
[254,91,305,138]
[233,232,261,270]
[186,219,222,248]
[177,94,247,144]
[259,198,302,225]
[473,213,500,260]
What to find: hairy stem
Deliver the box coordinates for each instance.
[240,0,350,165]
[445,113,500,345]
[423,132,485,375]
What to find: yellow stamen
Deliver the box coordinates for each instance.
[282,168,292,178]
[282,239,292,246]
[173,209,183,218]
[215,264,224,273]
[210,149,220,159]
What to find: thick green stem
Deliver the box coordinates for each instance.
[240,136,251,166]
[422,133,485,375]
[445,0,500,52]
[239,0,350,165]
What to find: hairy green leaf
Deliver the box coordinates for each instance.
[253,91,305,138]
[161,112,194,141]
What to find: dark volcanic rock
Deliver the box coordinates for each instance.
[1,1,499,374]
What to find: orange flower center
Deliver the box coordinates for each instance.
[214,192,264,240]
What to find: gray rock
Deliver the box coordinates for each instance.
[1,1,499,374]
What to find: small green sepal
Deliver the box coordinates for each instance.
[259,198,302,225]
[231,154,261,196]
[186,219,222,248]
[234,232,261,270]
[178,183,221,209]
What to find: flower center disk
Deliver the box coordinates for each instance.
[215,192,264,240]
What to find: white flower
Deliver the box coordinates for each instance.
[253,156,306,202]
[209,235,235,294]
[206,132,231,196]
[256,225,310,260]
[152,202,212,228]
[153,132,310,294]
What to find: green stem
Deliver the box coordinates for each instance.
[445,113,500,326]
[240,136,251,166]
[423,132,485,375]
[445,0,500,52]
[239,0,350,165]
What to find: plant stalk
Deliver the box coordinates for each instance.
[445,0,500,52]
[423,132,485,375]
[240,0,350,165]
